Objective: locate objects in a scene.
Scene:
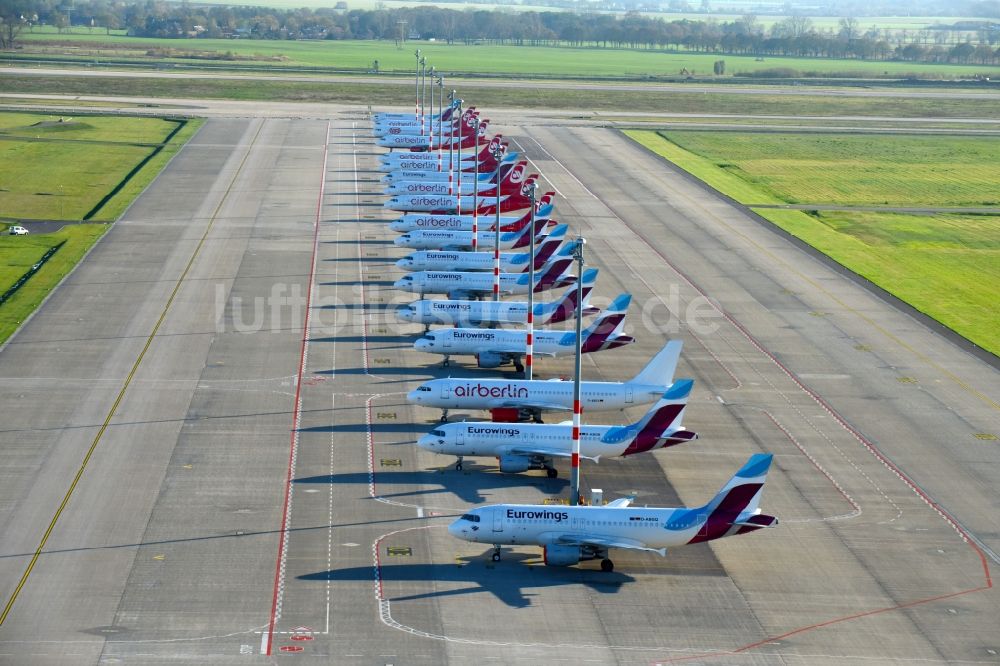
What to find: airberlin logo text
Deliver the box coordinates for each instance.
[454,383,529,399]
[507,509,569,522]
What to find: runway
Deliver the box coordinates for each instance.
[0,110,997,664]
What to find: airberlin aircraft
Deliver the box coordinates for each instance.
[388,200,554,234]
[372,105,472,136]
[384,175,540,214]
[393,257,576,300]
[395,230,566,273]
[392,215,554,251]
[377,116,488,150]
[381,148,514,183]
[412,294,634,371]
[448,453,777,572]
[418,379,696,474]
[406,340,683,422]
[378,135,503,171]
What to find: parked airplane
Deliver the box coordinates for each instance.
[372,105,472,136]
[378,134,503,171]
[418,379,696,474]
[377,116,488,150]
[413,293,634,371]
[384,175,540,214]
[448,453,778,571]
[384,161,530,197]
[388,200,554,234]
[395,230,566,273]
[372,102,461,123]
[393,257,575,300]
[396,268,599,329]
[392,215,553,251]
[406,339,683,422]
[381,151,514,183]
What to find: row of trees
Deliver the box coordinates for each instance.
[3,0,1000,67]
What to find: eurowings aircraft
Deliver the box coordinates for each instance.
[406,339,683,421]
[393,257,575,300]
[418,379,696,474]
[388,200,554,234]
[412,293,634,371]
[395,230,566,273]
[392,215,553,251]
[395,268,599,329]
[448,453,778,572]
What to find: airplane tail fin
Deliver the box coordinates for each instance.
[526,237,564,271]
[538,268,598,324]
[630,339,683,387]
[690,454,777,542]
[532,258,573,292]
[621,379,697,454]
[580,294,632,352]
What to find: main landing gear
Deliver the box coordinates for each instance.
[513,359,524,374]
[600,558,614,572]
[439,409,449,422]
[545,466,558,479]
[441,356,451,368]
[455,456,464,471]
[491,545,502,562]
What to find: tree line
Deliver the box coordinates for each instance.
[3,0,999,67]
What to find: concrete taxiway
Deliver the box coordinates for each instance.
[0,107,997,665]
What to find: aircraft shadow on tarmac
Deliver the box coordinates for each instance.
[298,558,634,608]
[323,239,395,245]
[309,334,410,346]
[294,467,567,504]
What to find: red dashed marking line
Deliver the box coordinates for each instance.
[264,121,330,657]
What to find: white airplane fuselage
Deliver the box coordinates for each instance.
[389,213,519,233]
[396,250,529,272]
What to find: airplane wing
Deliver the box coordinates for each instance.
[507,446,599,462]
[493,400,570,411]
[605,497,633,508]
[542,532,666,556]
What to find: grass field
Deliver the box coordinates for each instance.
[0,112,185,220]
[3,75,999,120]
[0,112,202,343]
[642,131,1000,207]
[0,223,109,343]
[625,130,1000,355]
[14,33,1000,79]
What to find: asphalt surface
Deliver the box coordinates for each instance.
[0,108,997,665]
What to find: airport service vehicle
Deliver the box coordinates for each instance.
[384,161,530,198]
[396,231,566,273]
[448,453,777,572]
[413,293,635,371]
[393,216,552,251]
[418,379,696,474]
[377,117,488,150]
[8,226,28,235]
[378,135,502,171]
[393,257,575,300]
[406,339,683,422]
[396,268,599,329]
[388,200,553,234]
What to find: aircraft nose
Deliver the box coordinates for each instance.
[393,237,408,247]
[395,305,413,322]
[389,221,404,231]
[395,259,410,269]
[447,520,464,539]
[414,338,431,351]
[416,435,434,450]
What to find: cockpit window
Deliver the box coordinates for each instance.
[430,429,445,436]
[425,334,435,340]
[417,386,431,392]
[401,275,413,281]
[461,513,480,522]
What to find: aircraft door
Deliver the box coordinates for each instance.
[492,507,504,532]
[442,383,452,399]
[625,387,634,404]
[456,429,464,446]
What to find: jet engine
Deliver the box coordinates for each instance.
[542,545,582,567]
[476,351,504,368]
[497,454,532,473]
